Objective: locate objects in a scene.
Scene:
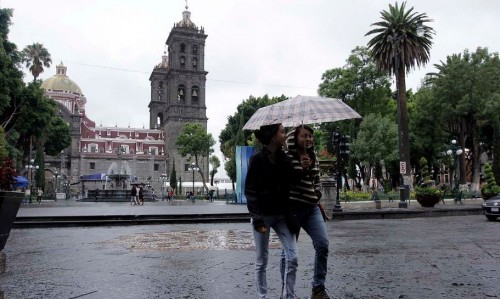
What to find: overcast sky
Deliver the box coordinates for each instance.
[4,0,500,178]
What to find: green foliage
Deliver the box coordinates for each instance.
[351,113,398,166]
[44,117,71,156]
[176,123,215,159]
[219,94,286,183]
[209,155,220,186]
[318,46,393,118]
[414,186,441,196]
[365,2,435,76]
[169,161,177,190]
[0,127,16,190]
[418,157,431,186]
[482,163,500,195]
[21,42,52,81]
[177,176,182,195]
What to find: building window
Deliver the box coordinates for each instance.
[89,144,98,153]
[185,164,190,171]
[192,45,197,55]
[192,57,198,69]
[144,149,148,155]
[90,162,95,170]
[191,85,199,101]
[154,164,159,171]
[180,56,185,68]
[178,84,185,101]
[180,43,185,53]
[150,147,158,155]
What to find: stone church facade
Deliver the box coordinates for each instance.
[35,4,209,198]
[148,6,209,187]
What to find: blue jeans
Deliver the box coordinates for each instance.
[281,205,329,288]
[253,215,298,299]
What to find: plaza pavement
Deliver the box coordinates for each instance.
[1,198,496,299]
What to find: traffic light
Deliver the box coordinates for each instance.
[339,134,350,159]
[332,131,340,147]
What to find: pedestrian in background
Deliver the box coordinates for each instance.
[245,123,300,299]
[130,185,137,205]
[138,186,144,205]
[37,187,43,204]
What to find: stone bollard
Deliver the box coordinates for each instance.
[0,251,5,273]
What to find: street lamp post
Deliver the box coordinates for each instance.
[188,162,199,201]
[159,173,168,201]
[25,159,39,203]
[446,139,463,191]
[53,171,60,200]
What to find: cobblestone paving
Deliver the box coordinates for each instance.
[1,215,499,299]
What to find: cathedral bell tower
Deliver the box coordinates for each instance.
[148,3,208,190]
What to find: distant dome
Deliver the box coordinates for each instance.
[155,52,169,69]
[41,62,83,95]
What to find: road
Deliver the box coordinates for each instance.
[1,215,499,299]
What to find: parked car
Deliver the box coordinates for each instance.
[482,195,500,221]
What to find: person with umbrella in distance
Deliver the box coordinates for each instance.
[245,123,301,299]
[280,124,331,299]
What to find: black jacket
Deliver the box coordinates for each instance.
[245,147,298,230]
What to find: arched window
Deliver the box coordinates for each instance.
[177,84,186,101]
[192,45,197,55]
[156,113,164,127]
[180,56,185,68]
[192,57,198,69]
[191,85,199,101]
[180,43,185,53]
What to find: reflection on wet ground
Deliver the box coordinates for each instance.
[102,229,282,251]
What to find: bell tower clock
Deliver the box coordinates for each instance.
[148,3,208,190]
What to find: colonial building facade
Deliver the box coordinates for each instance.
[40,63,167,197]
[35,5,210,198]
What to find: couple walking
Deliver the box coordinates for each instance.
[245,123,330,299]
[130,185,144,205]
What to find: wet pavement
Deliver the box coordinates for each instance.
[1,202,499,298]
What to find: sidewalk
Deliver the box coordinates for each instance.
[17,196,483,216]
[13,197,484,227]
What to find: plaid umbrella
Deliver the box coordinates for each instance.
[242,95,362,130]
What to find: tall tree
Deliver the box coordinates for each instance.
[21,42,52,81]
[366,1,434,188]
[209,155,220,186]
[351,113,398,190]
[169,160,177,191]
[219,94,286,184]
[429,48,500,190]
[0,8,25,132]
[176,123,215,192]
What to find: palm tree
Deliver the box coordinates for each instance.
[365,2,434,197]
[21,43,52,81]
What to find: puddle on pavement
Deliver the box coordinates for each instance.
[102,230,282,251]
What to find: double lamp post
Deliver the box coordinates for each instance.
[25,159,39,203]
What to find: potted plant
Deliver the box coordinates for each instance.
[414,157,441,207]
[481,163,500,200]
[0,127,24,253]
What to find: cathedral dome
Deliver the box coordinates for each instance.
[41,62,83,95]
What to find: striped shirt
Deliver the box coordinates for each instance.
[285,127,322,207]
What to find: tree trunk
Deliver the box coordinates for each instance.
[396,66,413,188]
